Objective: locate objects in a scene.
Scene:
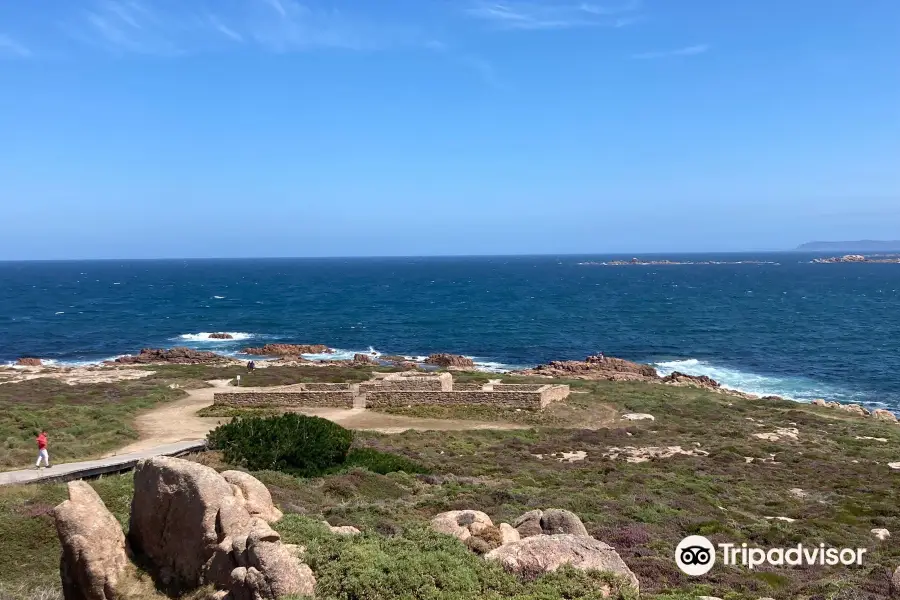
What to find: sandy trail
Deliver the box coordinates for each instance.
[109,381,528,456]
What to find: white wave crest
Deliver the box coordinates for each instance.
[303,346,381,361]
[176,332,256,343]
[653,358,865,404]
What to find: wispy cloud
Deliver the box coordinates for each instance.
[0,33,33,58]
[60,0,419,55]
[208,15,243,43]
[631,44,710,59]
[466,0,641,31]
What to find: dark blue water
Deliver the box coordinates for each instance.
[1,255,898,408]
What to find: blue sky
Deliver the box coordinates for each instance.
[1,0,898,259]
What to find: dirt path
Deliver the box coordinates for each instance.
[109,381,528,456]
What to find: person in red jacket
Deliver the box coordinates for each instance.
[35,431,50,469]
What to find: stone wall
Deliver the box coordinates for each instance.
[301,383,351,391]
[539,385,571,408]
[214,381,569,411]
[452,383,487,391]
[359,379,446,392]
[366,390,546,410]
[214,391,354,408]
[493,384,546,392]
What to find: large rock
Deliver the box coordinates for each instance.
[242,344,331,356]
[130,456,245,587]
[431,510,493,542]
[223,470,283,523]
[660,371,720,390]
[114,347,226,365]
[513,510,544,538]
[16,357,42,366]
[53,481,128,600]
[540,509,590,537]
[873,409,898,422]
[130,457,314,598]
[209,333,234,340]
[517,355,658,381]
[499,523,521,545]
[352,353,376,364]
[514,508,589,537]
[485,534,639,591]
[424,354,475,368]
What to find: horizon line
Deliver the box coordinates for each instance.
[0,249,839,262]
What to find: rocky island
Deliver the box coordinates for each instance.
[578,258,778,266]
[811,254,900,264]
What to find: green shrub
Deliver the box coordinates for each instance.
[340,448,431,475]
[275,516,639,600]
[208,414,352,477]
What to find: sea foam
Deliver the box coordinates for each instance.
[176,332,256,343]
[653,358,867,404]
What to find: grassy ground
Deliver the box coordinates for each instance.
[3,373,900,598]
[0,379,183,469]
[0,364,400,469]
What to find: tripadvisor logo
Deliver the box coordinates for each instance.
[675,535,867,575]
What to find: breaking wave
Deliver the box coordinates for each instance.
[653,358,871,405]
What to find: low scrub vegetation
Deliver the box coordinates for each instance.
[5,371,900,598]
[208,414,353,477]
[276,515,637,600]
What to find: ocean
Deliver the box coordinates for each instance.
[1,255,897,408]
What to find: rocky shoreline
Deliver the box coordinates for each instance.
[4,347,896,422]
[810,254,900,264]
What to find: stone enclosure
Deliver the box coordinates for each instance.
[214,371,570,411]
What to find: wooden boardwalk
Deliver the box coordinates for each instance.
[0,440,207,486]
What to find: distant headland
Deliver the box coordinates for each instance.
[797,240,900,252]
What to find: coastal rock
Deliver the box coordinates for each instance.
[871,528,891,541]
[431,510,494,542]
[811,399,827,406]
[222,470,283,523]
[16,357,42,366]
[352,353,376,364]
[114,347,226,365]
[517,355,657,382]
[622,413,655,421]
[130,456,243,587]
[512,509,589,537]
[130,456,315,597]
[661,371,720,390]
[873,409,898,422]
[499,523,521,545]
[53,481,129,600]
[485,535,639,591]
[840,403,870,416]
[513,510,545,538]
[329,525,361,536]
[242,344,332,356]
[209,333,234,340]
[380,355,408,363]
[424,354,475,368]
[540,509,590,537]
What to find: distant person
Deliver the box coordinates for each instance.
[247,360,255,373]
[35,431,50,469]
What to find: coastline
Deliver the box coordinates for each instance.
[0,341,875,410]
